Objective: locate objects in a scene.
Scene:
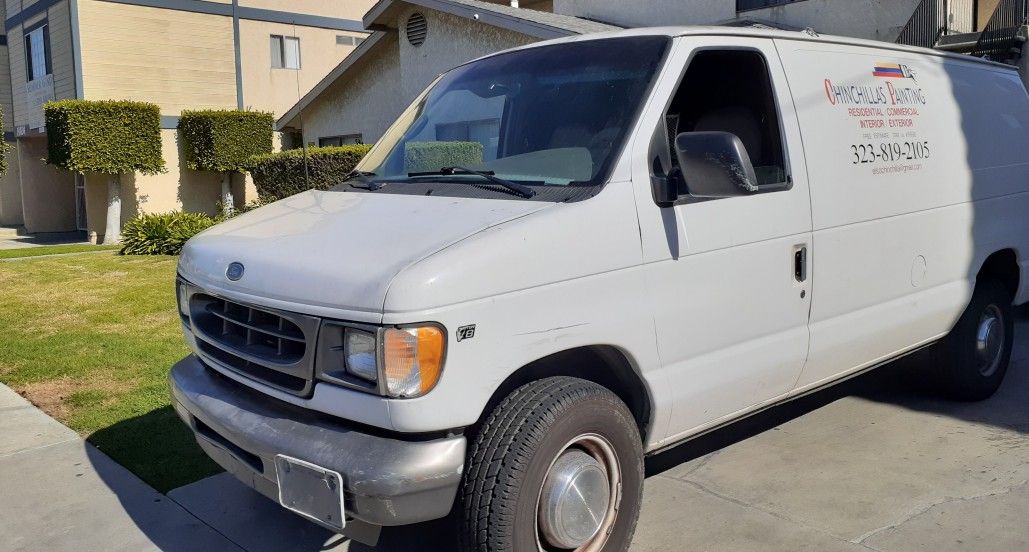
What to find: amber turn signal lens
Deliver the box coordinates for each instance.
[383,326,445,398]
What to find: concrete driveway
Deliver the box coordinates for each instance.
[163,307,1029,551]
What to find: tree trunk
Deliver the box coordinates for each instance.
[103,174,122,245]
[221,172,234,217]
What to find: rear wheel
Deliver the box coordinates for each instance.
[459,377,644,552]
[933,279,1014,401]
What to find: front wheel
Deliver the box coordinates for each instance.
[459,377,644,552]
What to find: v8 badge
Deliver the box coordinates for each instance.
[456,325,476,342]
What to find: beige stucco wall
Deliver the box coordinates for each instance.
[83,128,233,242]
[16,137,75,233]
[299,8,535,146]
[299,36,404,146]
[77,0,237,115]
[239,19,365,117]
[396,8,534,101]
[978,0,1002,30]
[0,146,22,225]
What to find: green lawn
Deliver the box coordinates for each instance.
[0,252,222,492]
[0,244,121,259]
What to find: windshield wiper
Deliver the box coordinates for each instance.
[408,166,536,198]
[344,170,385,191]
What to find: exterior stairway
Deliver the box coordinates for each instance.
[896,0,1027,64]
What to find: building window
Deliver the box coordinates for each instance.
[270,35,301,69]
[737,0,807,11]
[336,35,365,47]
[319,134,363,147]
[25,21,51,81]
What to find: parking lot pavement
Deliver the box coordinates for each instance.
[165,307,1028,551]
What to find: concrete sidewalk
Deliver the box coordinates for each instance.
[0,385,240,552]
[1,311,1026,551]
[0,230,89,250]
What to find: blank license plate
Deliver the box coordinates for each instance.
[274,455,346,531]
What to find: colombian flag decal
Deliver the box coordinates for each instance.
[873,63,908,78]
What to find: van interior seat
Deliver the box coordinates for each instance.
[692,106,763,164]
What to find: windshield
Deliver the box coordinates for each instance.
[349,36,670,201]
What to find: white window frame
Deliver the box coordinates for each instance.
[270,35,301,69]
[24,21,51,82]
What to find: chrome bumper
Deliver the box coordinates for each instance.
[169,356,466,531]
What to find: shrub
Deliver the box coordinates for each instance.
[179,110,274,173]
[404,141,484,173]
[120,212,219,256]
[249,144,372,202]
[44,100,164,175]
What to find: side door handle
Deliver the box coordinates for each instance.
[794,246,808,283]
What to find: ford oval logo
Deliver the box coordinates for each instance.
[226,262,245,281]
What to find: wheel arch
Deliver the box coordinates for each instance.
[977,248,1020,301]
[473,345,654,444]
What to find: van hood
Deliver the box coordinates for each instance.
[178,190,551,317]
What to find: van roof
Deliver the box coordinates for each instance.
[494,25,1018,72]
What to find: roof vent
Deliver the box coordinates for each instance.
[406,13,428,47]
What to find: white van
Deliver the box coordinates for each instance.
[170,27,1029,551]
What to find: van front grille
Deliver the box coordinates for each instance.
[187,292,319,396]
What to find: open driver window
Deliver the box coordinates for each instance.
[662,49,789,192]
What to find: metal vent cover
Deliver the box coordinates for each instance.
[406,13,428,47]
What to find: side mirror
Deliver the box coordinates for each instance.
[673,131,760,200]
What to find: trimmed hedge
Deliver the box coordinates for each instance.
[404,141,484,173]
[179,110,274,173]
[249,144,372,202]
[120,212,219,255]
[45,100,164,174]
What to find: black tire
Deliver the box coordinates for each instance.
[933,279,1014,401]
[459,377,644,552]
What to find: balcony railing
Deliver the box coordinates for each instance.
[896,0,955,49]
[970,0,1028,60]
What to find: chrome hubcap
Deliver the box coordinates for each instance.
[537,434,621,551]
[976,304,1005,377]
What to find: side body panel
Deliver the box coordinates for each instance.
[775,38,1029,392]
[628,37,814,449]
[381,179,670,446]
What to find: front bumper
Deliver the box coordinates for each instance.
[169,356,466,529]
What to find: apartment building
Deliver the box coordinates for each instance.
[0,0,375,241]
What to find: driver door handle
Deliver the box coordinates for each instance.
[794,246,808,283]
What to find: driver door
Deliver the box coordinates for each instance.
[631,37,813,444]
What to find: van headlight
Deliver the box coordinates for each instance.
[343,328,378,382]
[383,326,445,398]
[321,324,446,398]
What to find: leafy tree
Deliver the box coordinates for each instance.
[45,100,164,244]
[179,110,273,216]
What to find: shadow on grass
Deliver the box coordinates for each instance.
[88,405,223,494]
